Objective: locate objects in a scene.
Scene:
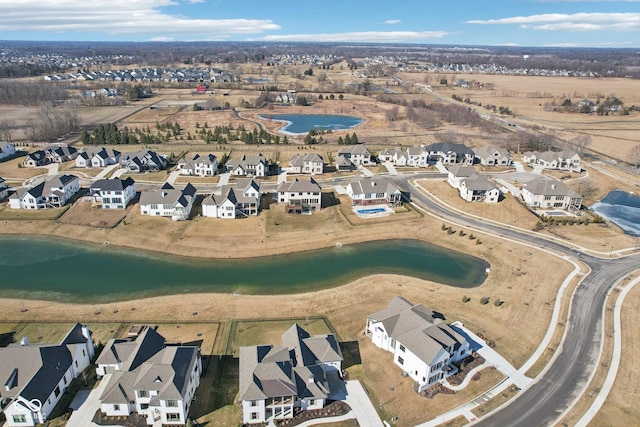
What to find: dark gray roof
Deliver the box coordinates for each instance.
[278,178,321,193]
[91,177,135,192]
[426,142,475,156]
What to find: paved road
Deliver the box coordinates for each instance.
[392,174,640,427]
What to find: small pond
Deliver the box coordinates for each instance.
[0,236,488,303]
[259,114,362,134]
[590,190,640,236]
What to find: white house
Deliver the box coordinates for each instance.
[474,146,511,167]
[378,148,408,167]
[346,177,403,207]
[90,177,136,209]
[95,327,202,426]
[277,178,322,213]
[337,145,372,166]
[177,153,218,177]
[0,141,16,160]
[139,183,197,221]
[521,177,583,211]
[0,324,94,427]
[425,142,475,165]
[0,177,9,200]
[458,173,501,203]
[201,179,261,219]
[406,146,429,167]
[76,147,121,168]
[9,175,79,210]
[523,150,581,172]
[447,165,476,189]
[289,153,324,175]
[22,151,49,168]
[120,150,167,173]
[45,145,78,163]
[226,153,270,177]
[239,324,342,425]
[365,297,471,393]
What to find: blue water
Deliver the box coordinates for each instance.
[590,190,640,236]
[259,114,362,134]
[358,208,386,214]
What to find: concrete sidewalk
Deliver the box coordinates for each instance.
[344,381,385,427]
[68,374,123,427]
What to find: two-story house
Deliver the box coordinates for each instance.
[365,297,471,393]
[177,153,218,177]
[289,153,324,175]
[202,179,261,219]
[523,150,581,172]
[346,177,402,207]
[139,183,197,221]
[76,147,121,168]
[474,146,511,167]
[336,145,372,167]
[239,324,342,425]
[425,142,475,165]
[95,327,202,426]
[226,153,270,177]
[0,324,94,427]
[9,175,79,210]
[90,178,136,209]
[277,178,322,213]
[521,177,583,211]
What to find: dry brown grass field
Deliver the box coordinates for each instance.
[401,72,640,161]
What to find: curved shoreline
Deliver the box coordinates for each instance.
[257,114,363,135]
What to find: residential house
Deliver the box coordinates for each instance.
[0,324,94,427]
[202,179,261,219]
[139,183,197,221]
[447,165,476,189]
[226,153,270,177]
[9,175,79,210]
[346,177,402,207]
[177,153,218,177]
[277,178,322,213]
[239,324,342,425]
[474,146,511,167]
[378,148,408,166]
[289,153,324,175]
[458,173,500,203]
[120,150,167,173]
[406,146,429,167]
[523,150,581,172]
[365,297,471,393]
[425,142,475,165]
[521,177,583,211]
[0,141,16,160]
[45,145,78,163]
[75,147,121,168]
[95,327,202,426]
[22,151,49,168]
[0,177,8,200]
[335,155,356,172]
[337,145,372,166]
[90,177,136,209]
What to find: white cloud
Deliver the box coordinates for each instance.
[251,31,450,43]
[465,12,640,31]
[0,0,280,38]
[385,19,402,24]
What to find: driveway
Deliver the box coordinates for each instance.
[93,164,120,181]
[327,373,384,427]
[67,374,123,427]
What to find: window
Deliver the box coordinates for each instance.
[140,404,149,410]
[113,404,120,411]
[166,400,178,407]
[12,415,27,423]
[308,399,315,406]
[54,385,61,397]
[251,401,258,407]
[83,349,86,357]
[139,390,148,398]
[399,344,406,352]
[397,356,404,365]
[63,375,67,385]
[166,413,180,421]
[251,413,259,420]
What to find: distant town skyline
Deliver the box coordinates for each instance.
[0,0,639,47]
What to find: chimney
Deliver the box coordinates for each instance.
[308,375,314,384]
[20,337,29,346]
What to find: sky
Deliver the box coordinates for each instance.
[0,0,639,47]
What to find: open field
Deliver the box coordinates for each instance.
[57,199,130,228]
[402,73,640,162]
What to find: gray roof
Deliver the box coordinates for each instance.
[335,155,355,168]
[461,174,498,191]
[239,324,341,403]
[523,177,582,199]
[348,177,400,196]
[278,177,321,193]
[447,165,476,178]
[290,153,323,167]
[368,297,467,366]
[139,183,196,207]
[426,142,475,156]
[91,177,135,192]
[473,145,510,160]
[0,324,89,402]
[338,145,370,156]
[98,328,200,404]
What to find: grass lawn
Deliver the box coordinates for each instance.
[0,203,69,220]
[56,200,130,228]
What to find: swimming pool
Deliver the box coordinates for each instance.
[357,207,387,215]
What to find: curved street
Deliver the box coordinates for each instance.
[393,174,640,427]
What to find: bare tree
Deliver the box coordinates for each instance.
[0,119,15,142]
[567,134,592,154]
[571,178,598,198]
[630,144,640,168]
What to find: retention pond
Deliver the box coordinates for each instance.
[0,236,489,303]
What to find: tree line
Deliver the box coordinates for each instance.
[0,80,68,106]
[81,123,165,145]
